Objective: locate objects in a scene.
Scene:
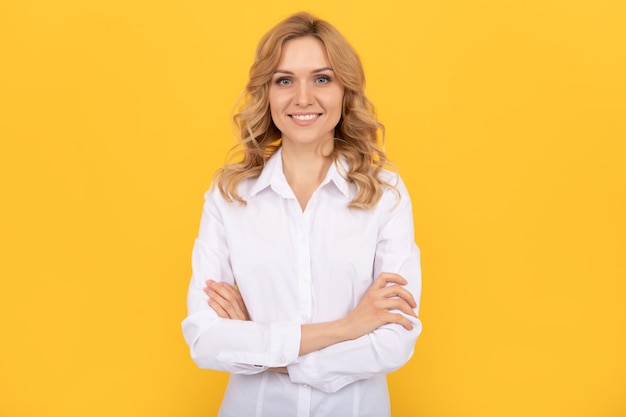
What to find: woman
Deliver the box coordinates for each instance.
[182,12,422,417]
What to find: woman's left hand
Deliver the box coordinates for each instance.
[204,280,250,320]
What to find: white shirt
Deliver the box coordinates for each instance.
[182,148,422,417]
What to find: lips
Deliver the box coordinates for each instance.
[288,112,323,126]
[289,113,322,121]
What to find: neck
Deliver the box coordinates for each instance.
[281,139,334,184]
[281,140,334,210]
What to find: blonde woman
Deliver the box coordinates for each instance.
[182,12,422,417]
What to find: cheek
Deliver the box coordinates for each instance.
[268,103,285,131]
[269,92,288,114]
[268,96,280,121]
[331,88,345,111]
[330,91,344,118]
[268,93,277,113]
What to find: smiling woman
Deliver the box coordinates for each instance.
[269,37,344,158]
[182,11,422,417]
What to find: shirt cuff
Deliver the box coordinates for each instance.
[269,321,301,367]
[214,321,301,368]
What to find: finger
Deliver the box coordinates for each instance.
[204,279,214,294]
[207,297,229,319]
[221,283,250,320]
[205,280,248,319]
[380,285,417,308]
[210,284,250,320]
[373,272,407,289]
[384,312,414,331]
[377,298,418,318]
[232,285,250,318]
[212,284,247,320]
[219,284,248,317]
[235,289,250,318]
[204,279,219,297]
[210,281,237,301]
[204,282,219,301]
[209,289,243,320]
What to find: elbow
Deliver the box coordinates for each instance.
[188,342,215,370]
[372,317,422,371]
[182,316,217,370]
[185,332,216,370]
[182,319,268,375]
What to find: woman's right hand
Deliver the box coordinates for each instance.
[204,280,250,321]
[343,272,417,340]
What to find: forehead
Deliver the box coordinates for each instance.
[277,36,330,69]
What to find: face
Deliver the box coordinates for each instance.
[269,36,345,150]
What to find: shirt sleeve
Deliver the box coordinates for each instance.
[181,187,301,374]
[287,176,422,393]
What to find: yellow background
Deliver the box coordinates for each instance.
[1,0,625,416]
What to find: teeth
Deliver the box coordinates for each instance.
[291,114,318,121]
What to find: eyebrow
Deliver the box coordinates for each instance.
[273,67,334,75]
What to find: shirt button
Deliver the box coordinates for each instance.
[300,314,308,321]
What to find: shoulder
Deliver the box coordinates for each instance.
[377,168,400,187]
[375,169,413,214]
[204,176,258,207]
[378,168,410,196]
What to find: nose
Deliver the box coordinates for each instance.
[295,82,313,106]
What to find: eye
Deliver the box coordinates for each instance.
[275,77,292,86]
[315,74,331,84]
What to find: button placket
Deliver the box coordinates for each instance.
[296,207,312,325]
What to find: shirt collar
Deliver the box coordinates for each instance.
[325,157,351,198]
[249,147,351,199]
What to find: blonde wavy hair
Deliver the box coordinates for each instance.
[215,11,396,209]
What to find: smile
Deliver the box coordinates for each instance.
[289,113,322,121]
